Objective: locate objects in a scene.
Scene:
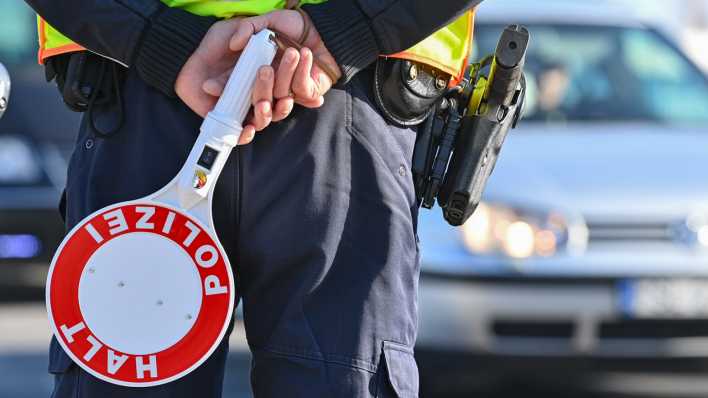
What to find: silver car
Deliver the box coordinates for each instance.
[416,1,708,396]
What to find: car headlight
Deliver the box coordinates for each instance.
[686,212,708,249]
[0,135,42,184]
[459,202,575,259]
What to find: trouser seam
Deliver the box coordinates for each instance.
[74,367,81,398]
[232,148,242,284]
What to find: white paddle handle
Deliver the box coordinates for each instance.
[210,30,278,130]
[174,30,277,210]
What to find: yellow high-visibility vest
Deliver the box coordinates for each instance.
[38,1,474,84]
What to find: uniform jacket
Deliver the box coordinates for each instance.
[24,0,483,97]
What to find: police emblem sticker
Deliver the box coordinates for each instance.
[193,170,207,189]
[47,203,233,387]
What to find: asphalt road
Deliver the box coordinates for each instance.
[0,303,254,398]
[0,352,255,398]
[0,303,694,398]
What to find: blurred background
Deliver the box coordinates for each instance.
[2,0,708,397]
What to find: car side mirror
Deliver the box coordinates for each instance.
[0,62,10,119]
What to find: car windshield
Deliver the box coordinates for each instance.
[474,24,708,124]
[0,2,37,66]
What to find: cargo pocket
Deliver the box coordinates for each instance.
[377,341,420,398]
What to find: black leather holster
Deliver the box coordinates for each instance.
[373,58,448,127]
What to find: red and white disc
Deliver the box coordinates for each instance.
[46,202,234,387]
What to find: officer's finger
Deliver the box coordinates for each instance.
[251,100,272,131]
[292,48,319,104]
[312,66,333,98]
[273,97,295,121]
[202,69,232,97]
[202,80,223,97]
[238,124,257,145]
[251,66,274,131]
[272,48,299,122]
[293,67,331,108]
[273,48,299,100]
[295,96,325,109]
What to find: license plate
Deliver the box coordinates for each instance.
[619,279,708,318]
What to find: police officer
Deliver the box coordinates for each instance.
[25,1,483,397]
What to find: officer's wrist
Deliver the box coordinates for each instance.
[134,6,217,98]
[302,1,379,84]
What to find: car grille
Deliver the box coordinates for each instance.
[486,318,708,359]
[599,319,708,339]
[586,220,674,243]
[491,319,708,340]
[493,321,575,338]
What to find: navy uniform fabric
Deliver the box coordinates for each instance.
[51,65,421,397]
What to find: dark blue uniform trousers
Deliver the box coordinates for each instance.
[50,66,421,397]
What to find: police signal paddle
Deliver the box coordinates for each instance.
[46,30,277,387]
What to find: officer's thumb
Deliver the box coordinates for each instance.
[229,16,270,53]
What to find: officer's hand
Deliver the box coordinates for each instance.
[203,9,342,144]
[175,18,245,120]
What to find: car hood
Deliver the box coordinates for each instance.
[418,122,708,278]
[485,123,708,220]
